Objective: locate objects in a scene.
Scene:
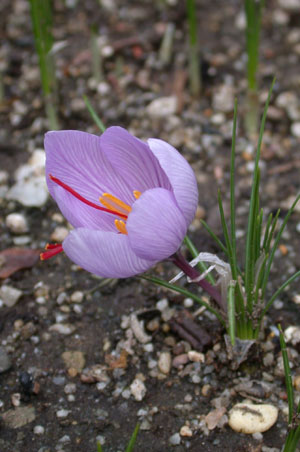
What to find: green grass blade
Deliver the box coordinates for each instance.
[140,275,225,326]
[125,423,140,452]
[261,195,300,299]
[262,212,273,251]
[230,99,238,271]
[183,235,215,284]
[244,78,275,305]
[260,270,300,321]
[83,95,106,132]
[218,190,237,277]
[186,0,201,95]
[279,325,294,424]
[227,280,236,345]
[200,220,228,256]
[97,441,103,452]
[264,209,280,254]
[254,209,263,262]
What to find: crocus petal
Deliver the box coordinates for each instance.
[127,188,187,261]
[100,127,172,193]
[148,138,198,225]
[62,228,156,278]
[53,186,115,231]
[45,130,133,227]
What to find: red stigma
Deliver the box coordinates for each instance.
[49,174,127,219]
[40,243,63,261]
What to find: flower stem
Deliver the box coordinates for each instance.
[171,251,224,311]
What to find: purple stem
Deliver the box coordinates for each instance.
[170,251,224,310]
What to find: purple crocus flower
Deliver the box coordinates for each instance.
[41,126,198,278]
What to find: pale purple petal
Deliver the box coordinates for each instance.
[45,130,133,228]
[100,127,172,193]
[148,138,198,225]
[127,188,187,261]
[62,228,156,278]
[53,186,115,231]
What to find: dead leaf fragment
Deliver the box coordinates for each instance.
[0,248,40,279]
[205,407,227,430]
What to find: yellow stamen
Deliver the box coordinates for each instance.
[133,190,141,199]
[99,193,132,216]
[114,219,128,235]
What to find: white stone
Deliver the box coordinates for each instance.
[156,298,169,311]
[70,291,84,304]
[284,326,300,345]
[169,432,181,445]
[183,297,194,308]
[0,285,22,307]
[130,378,146,401]
[130,314,151,344]
[212,84,234,113]
[50,227,69,242]
[188,350,205,363]
[180,425,193,437]
[158,351,172,374]
[56,409,70,419]
[49,323,76,335]
[7,177,48,207]
[228,403,278,434]
[146,96,177,119]
[278,0,300,11]
[34,425,45,435]
[291,122,300,138]
[6,150,48,207]
[5,213,28,234]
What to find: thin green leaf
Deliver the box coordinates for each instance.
[245,78,275,305]
[265,209,280,254]
[183,236,215,284]
[140,275,225,326]
[279,325,294,424]
[97,441,103,452]
[261,195,300,299]
[227,280,236,346]
[254,208,263,263]
[260,270,300,322]
[230,99,238,271]
[200,220,228,256]
[83,95,106,132]
[262,211,273,251]
[125,423,140,452]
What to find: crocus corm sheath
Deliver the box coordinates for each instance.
[41,126,198,278]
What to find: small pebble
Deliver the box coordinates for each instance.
[50,226,69,242]
[5,213,28,234]
[180,425,193,437]
[228,403,278,434]
[183,297,194,308]
[11,393,21,407]
[64,383,76,394]
[156,298,168,311]
[188,351,205,363]
[34,425,45,435]
[56,409,70,419]
[70,291,84,303]
[169,432,181,445]
[0,285,22,308]
[146,96,177,119]
[158,351,172,374]
[130,378,146,401]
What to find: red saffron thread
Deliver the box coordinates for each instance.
[49,174,127,219]
[40,244,63,261]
